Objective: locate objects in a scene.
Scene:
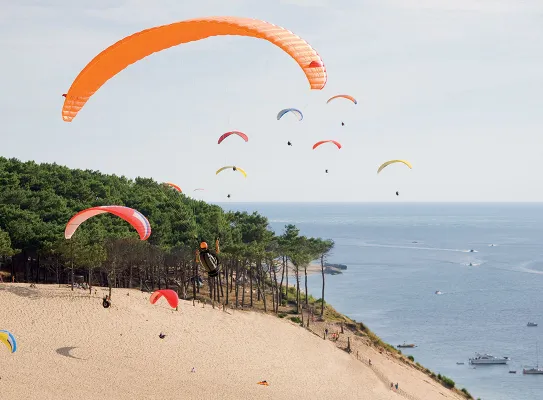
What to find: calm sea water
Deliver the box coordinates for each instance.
[217,202,543,400]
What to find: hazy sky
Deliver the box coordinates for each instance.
[2,0,543,202]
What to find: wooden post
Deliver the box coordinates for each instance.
[341,323,344,334]
[347,337,351,353]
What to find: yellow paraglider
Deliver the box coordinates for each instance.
[216,166,247,178]
[377,160,412,174]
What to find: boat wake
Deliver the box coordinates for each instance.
[358,242,475,253]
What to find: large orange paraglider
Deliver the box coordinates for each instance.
[62,17,327,122]
[217,131,248,144]
[150,289,179,309]
[64,206,152,240]
[312,140,342,150]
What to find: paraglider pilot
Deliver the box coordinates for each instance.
[199,241,220,278]
[287,141,292,146]
[325,169,328,174]
[232,166,237,171]
[396,191,399,196]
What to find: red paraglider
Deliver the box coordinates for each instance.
[64,206,152,240]
[150,289,179,309]
[217,131,249,144]
[312,140,342,150]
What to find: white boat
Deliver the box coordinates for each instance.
[469,353,510,365]
[523,343,543,375]
[527,322,538,327]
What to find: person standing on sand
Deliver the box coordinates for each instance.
[395,383,398,390]
[325,328,328,338]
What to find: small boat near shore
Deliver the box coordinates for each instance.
[397,342,416,348]
[527,322,538,327]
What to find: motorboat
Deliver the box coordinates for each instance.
[509,370,517,374]
[469,249,475,252]
[456,362,465,365]
[527,322,538,327]
[397,342,416,348]
[469,353,510,365]
[435,290,443,295]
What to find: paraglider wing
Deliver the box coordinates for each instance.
[64,206,152,240]
[217,131,249,144]
[62,17,327,122]
[312,140,342,150]
[326,94,357,105]
[150,289,179,309]
[277,108,303,121]
[164,182,182,192]
[216,166,247,178]
[0,330,17,353]
[377,160,413,174]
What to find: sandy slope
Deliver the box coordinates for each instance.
[0,284,463,400]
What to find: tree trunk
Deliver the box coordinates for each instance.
[249,266,253,307]
[320,254,325,317]
[304,264,308,306]
[241,266,246,307]
[225,262,229,305]
[284,256,288,305]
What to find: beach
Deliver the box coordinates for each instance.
[0,284,464,400]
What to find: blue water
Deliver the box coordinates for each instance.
[217,202,543,400]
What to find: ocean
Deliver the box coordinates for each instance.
[217,202,543,400]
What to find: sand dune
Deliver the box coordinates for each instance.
[0,284,463,400]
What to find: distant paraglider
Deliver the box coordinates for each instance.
[377,159,412,174]
[326,95,357,105]
[150,289,179,309]
[325,169,329,174]
[65,206,152,241]
[312,140,342,150]
[287,141,292,146]
[216,166,247,178]
[227,194,231,198]
[396,191,399,196]
[164,182,182,192]
[277,108,303,121]
[0,330,17,353]
[217,131,248,144]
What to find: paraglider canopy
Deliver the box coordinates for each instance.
[150,289,179,309]
[312,140,342,150]
[277,108,303,121]
[164,182,182,192]
[61,16,327,122]
[326,94,357,104]
[217,131,249,144]
[0,330,17,353]
[64,206,151,240]
[64,206,152,241]
[377,159,412,174]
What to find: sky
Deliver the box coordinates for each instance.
[1,0,543,202]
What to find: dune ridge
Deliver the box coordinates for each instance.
[0,284,464,400]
